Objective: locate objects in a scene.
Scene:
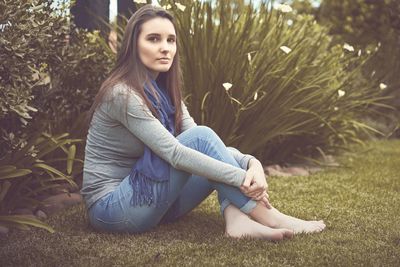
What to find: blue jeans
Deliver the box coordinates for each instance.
[88,126,257,233]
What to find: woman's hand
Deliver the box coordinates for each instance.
[240,158,272,209]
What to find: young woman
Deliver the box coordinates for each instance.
[81,4,326,241]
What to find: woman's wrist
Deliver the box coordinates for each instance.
[248,158,262,169]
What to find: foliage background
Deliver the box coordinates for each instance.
[162,0,387,162]
[0,0,113,230]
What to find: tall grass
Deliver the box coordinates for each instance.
[160,0,388,162]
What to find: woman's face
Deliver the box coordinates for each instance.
[137,17,177,78]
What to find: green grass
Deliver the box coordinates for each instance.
[1,140,399,266]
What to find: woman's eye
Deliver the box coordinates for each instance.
[168,38,176,43]
[148,37,159,42]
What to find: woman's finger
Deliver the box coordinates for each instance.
[241,171,253,191]
[248,181,264,193]
[246,188,264,198]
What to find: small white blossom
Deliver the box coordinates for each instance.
[334,106,339,111]
[26,105,38,112]
[254,92,258,101]
[133,0,147,4]
[175,2,186,11]
[338,89,346,98]
[162,4,171,9]
[357,49,362,57]
[247,53,252,62]
[223,83,233,91]
[287,19,293,26]
[275,4,293,13]
[379,83,387,90]
[343,43,354,52]
[20,140,27,148]
[280,46,292,54]
[20,117,28,125]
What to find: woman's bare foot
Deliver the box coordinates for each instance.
[250,203,326,234]
[224,204,294,241]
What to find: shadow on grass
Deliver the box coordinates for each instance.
[50,201,226,243]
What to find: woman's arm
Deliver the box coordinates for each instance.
[107,85,247,187]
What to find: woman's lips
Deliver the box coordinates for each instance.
[157,58,170,64]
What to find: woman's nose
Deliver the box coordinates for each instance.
[160,40,170,52]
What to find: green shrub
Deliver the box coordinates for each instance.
[161,0,387,162]
[0,0,114,157]
[0,132,82,232]
[0,0,112,231]
[36,27,114,136]
[318,0,400,137]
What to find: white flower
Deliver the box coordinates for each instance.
[175,2,186,11]
[247,53,252,62]
[20,117,28,125]
[162,4,172,9]
[275,4,293,13]
[133,0,147,4]
[338,89,346,98]
[280,46,292,54]
[357,49,362,57]
[253,92,258,101]
[287,19,293,26]
[379,83,387,90]
[26,105,38,112]
[223,83,232,91]
[334,106,339,111]
[343,43,354,52]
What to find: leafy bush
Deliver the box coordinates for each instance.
[0,132,82,232]
[318,0,400,137]
[0,0,111,231]
[0,0,114,157]
[160,0,386,162]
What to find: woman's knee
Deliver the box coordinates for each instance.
[180,125,217,141]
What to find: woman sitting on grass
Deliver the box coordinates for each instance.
[81,4,326,241]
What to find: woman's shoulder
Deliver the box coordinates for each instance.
[108,83,144,104]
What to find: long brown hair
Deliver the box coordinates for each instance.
[88,4,183,134]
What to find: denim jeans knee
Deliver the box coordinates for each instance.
[182,125,216,141]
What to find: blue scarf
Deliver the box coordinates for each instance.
[128,79,176,206]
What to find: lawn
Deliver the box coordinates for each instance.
[1,140,399,266]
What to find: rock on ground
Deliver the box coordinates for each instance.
[40,193,83,215]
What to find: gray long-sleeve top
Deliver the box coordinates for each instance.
[81,83,255,209]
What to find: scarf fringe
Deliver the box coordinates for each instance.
[128,169,169,206]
